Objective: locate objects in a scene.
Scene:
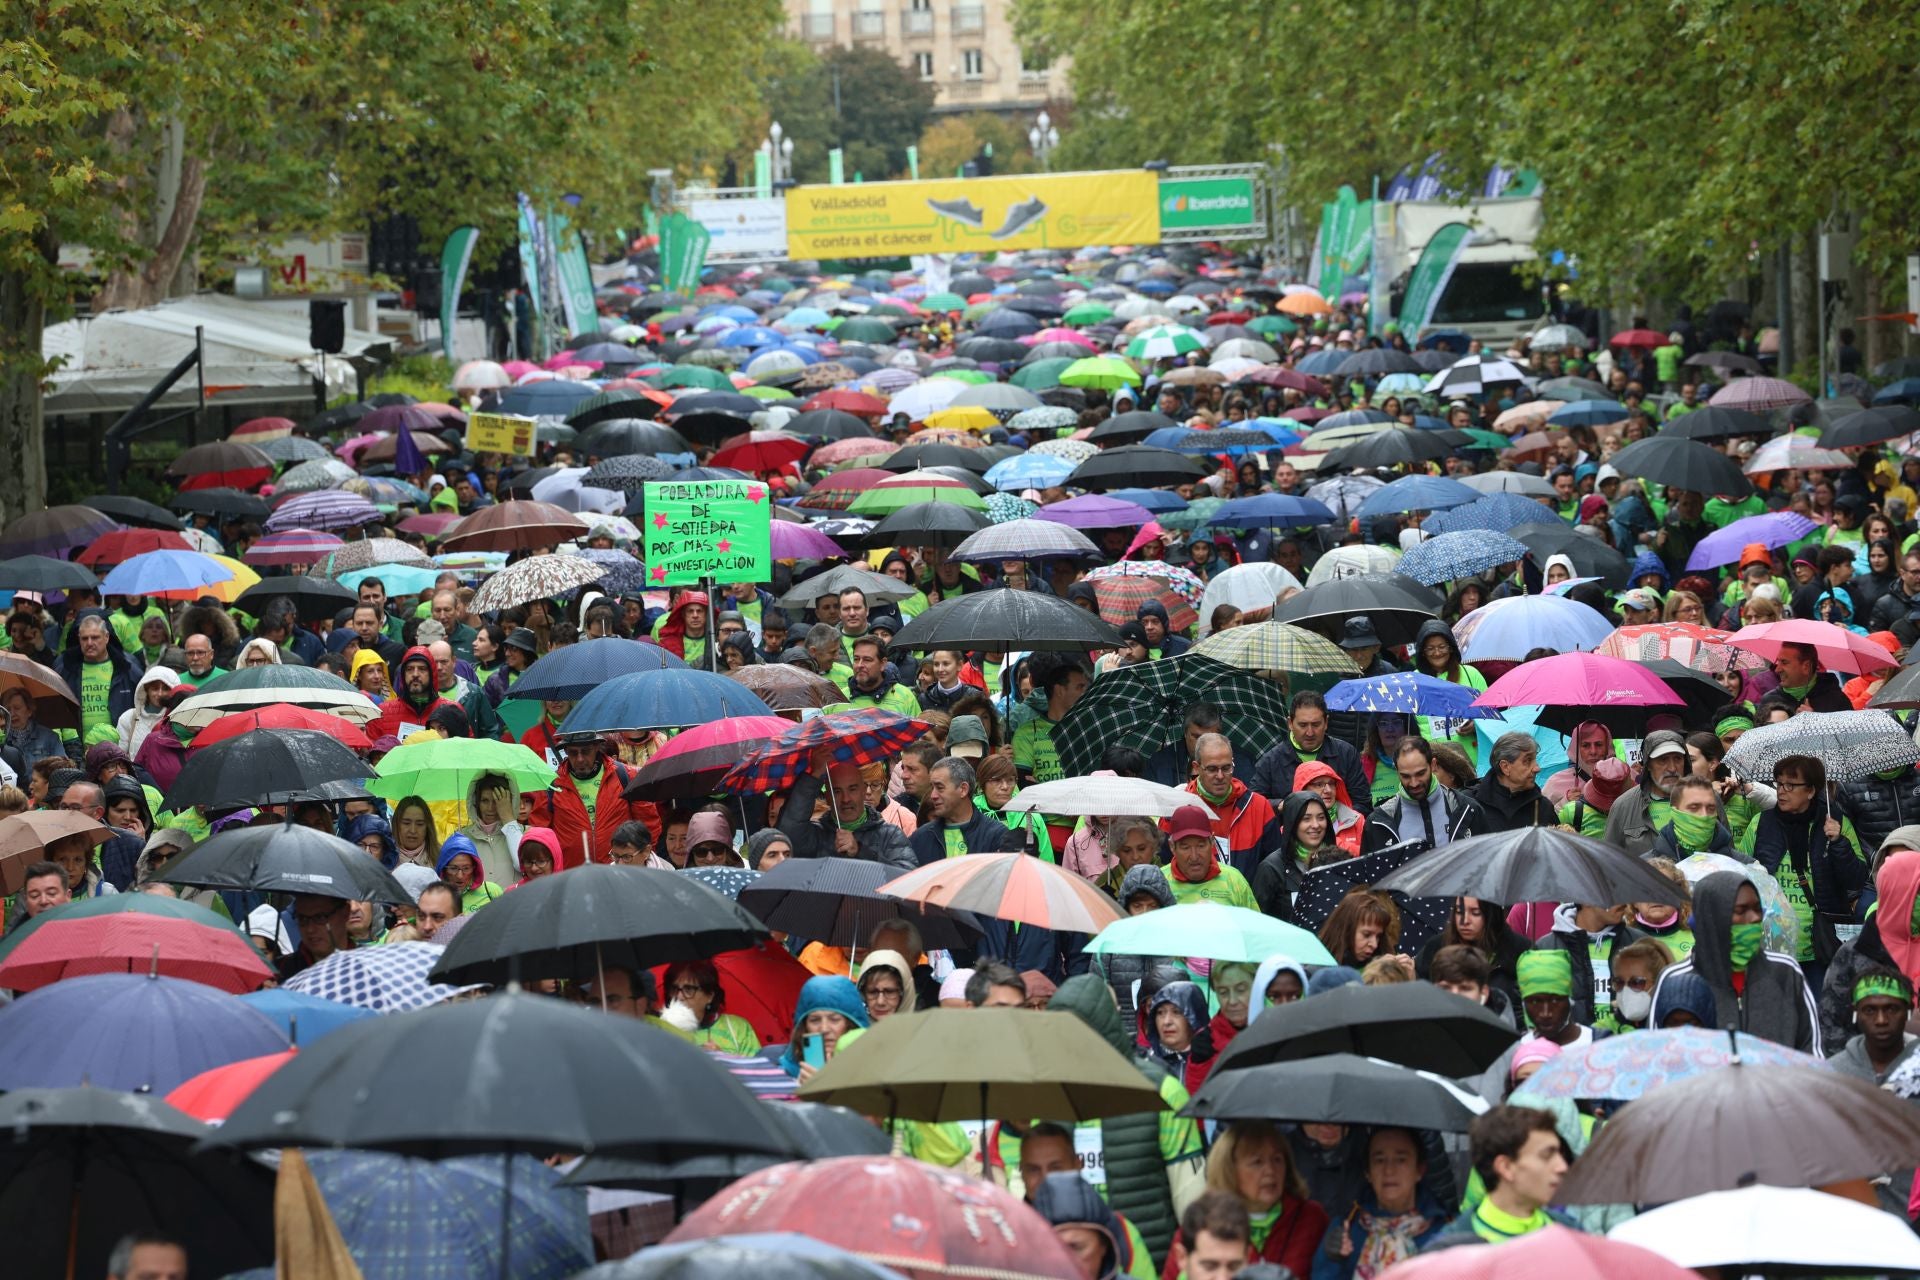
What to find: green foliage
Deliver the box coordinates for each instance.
[918,113,1041,180]
[759,42,937,184]
[366,354,457,406]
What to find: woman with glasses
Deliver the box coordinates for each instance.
[855,949,917,1024]
[343,812,399,869]
[661,958,760,1055]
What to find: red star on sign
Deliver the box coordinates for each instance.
[716,538,732,554]
[650,564,667,582]
[746,486,764,504]
[652,512,668,529]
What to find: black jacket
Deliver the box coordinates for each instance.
[908,808,1021,866]
[1870,580,1919,633]
[1252,734,1373,815]
[1773,671,1852,714]
[52,609,145,732]
[1838,770,1920,854]
[1361,786,1483,853]
[1751,800,1868,920]
[1467,774,1556,833]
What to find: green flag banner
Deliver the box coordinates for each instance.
[639,480,773,587]
[659,211,711,294]
[548,210,597,339]
[1317,186,1358,300]
[1338,199,1374,277]
[1399,222,1475,339]
[438,225,479,363]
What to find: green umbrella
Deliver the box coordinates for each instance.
[365,737,556,804]
[1461,428,1512,451]
[1062,302,1115,326]
[923,292,969,313]
[833,317,898,344]
[868,303,915,320]
[847,485,987,518]
[0,893,246,966]
[1083,901,1335,966]
[798,1007,1168,1122]
[739,385,797,401]
[1157,496,1224,532]
[1010,358,1075,390]
[1248,314,1298,337]
[927,369,993,385]
[963,301,999,322]
[657,365,733,391]
[1059,356,1143,390]
[1054,653,1292,778]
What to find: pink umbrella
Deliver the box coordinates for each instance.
[769,521,847,560]
[500,360,539,379]
[1728,618,1900,676]
[1028,327,1098,349]
[243,529,344,567]
[1709,376,1809,412]
[1474,651,1685,734]
[334,433,380,460]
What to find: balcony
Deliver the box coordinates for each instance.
[799,12,833,40]
[952,3,985,34]
[902,7,933,36]
[852,10,885,38]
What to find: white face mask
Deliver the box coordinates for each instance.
[1613,986,1653,1025]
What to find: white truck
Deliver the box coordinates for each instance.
[1380,195,1547,347]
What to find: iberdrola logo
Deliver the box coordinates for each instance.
[1170,196,1190,213]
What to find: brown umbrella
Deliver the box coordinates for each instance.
[729,664,842,712]
[0,811,111,893]
[0,652,79,730]
[795,362,861,390]
[354,432,452,464]
[165,440,274,479]
[437,500,591,553]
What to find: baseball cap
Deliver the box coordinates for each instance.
[947,715,989,759]
[1643,730,1688,761]
[1167,804,1214,843]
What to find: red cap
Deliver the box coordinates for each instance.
[1167,804,1215,843]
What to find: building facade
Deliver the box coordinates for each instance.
[785,0,1070,114]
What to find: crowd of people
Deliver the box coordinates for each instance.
[6,248,1920,1279]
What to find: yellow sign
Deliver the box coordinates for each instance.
[464,412,537,456]
[783,171,1161,258]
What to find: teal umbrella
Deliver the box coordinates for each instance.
[1083,901,1335,965]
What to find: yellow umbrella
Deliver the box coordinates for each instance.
[923,404,999,432]
[194,555,262,604]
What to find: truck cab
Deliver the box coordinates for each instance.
[1382,195,1548,348]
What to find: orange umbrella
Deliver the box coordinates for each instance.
[1277,292,1335,317]
[879,853,1121,934]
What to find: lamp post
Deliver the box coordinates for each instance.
[763,120,794,185]
[1028,110,1059,171]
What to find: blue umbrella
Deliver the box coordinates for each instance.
[1547,399,1627,428]
[0,972,288,1094]
[1474,705,1571,784]
[1354,475,1481,519]
[1875,378,1920,405]
[576,548,651,594]
[1245,419,1304,447]
[679,865,760,900]
[1203,493,1338,529]
[1398,530,1531,585]
[1376,373,1426,395]
[1106,487,1190,515]
[336,563,442,595]
[1408,414,1452,430]
[498,380,598,416]
[781,307,832,330]
[1421,492,1555,535]
[1326,672,1499,720]
[508,637,689,703]
[239,988,378,1045]
[1296,349,1347,376]
[1141,427,1190,451]
[700,304,758,323]
[1416,329,1472,352]
[984,453,1076,492]
[562,668,772,734]
[717,326,785,349]
[297,1150,592,1280]
[98,549,235,597]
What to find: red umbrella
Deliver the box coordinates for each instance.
[166,1049,297,1122]
[710,431,812,473]
[724,708,929,794]
[804,467,900,511]
[76,528,192,567]
[667,1155,1082,1280]
[652,939,808,1048]
[165,440,275,492]
[1609,328,1669,349]
[802,389,889,418]
[0,911,272,993]
[626,716,795,799]
[397,512,463,538]
[1728,618,1901,677]
[228,416,296,442]
[1375,1225,1693,1280]
[242,529,343,567]
[194,705,373,751]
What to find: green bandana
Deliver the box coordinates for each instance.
[1854,972,1915,1006]
[1670,810,1717,852]
[1714,715,1754,737]
[1780,680,1815,700]
[1515,950,1574,998]
[1728,921,1764,972]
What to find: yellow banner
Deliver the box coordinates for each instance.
[783,171,1161,258]
[464,412,537,456]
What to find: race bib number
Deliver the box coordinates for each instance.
[1075,1123,1107,1187]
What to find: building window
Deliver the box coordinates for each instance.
[914,51,935,80]
[960,48,983,79]
[800,12,833,39]
[1020,49,1050,79]
[853,7,884,38]
[953,3,985,34]
[903,2,933,36]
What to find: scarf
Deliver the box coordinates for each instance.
[1354,1207,1431,1279]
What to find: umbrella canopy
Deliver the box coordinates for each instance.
[775,564,917,609]
[627,716,816,799]
[1272,573,1441,647]
[1084,901,1333,966]
[737,858,981,951]
[211,990,801,1162]
[238,988,378,1045]
[162,822,413,906]
[231,573,356,623]
[1723,708,1920,782]
[892,589,1125,653]
[722,708,930,794]
[1503,522,1632,590]
[1373,827,1689,908]
[1683,510,1819,571]
[798,1007,1166,1122]
[1202,493,1338,530]
[1708,375,1809,412]
[0,652,79,733]
[562,668,773,736]
[1032,494,1154,531]
[1054,652,1292,778]
[0,1086,274,1279]
[878,853,1121,934]
[1188,621,1359,675]
[285,942,482,1013]
[97,548,234,598]
[1608,433,1754,497]
[506,638,687,704]
[1376,1226,1693,1280]
[164,1049,296,1123]
[1605,1183,1920,1276]
[1473,651,1685,734]
[1594,622,1766,675]
[850,502,991,551]
[0,504,121,559]
[170,664,376,730]
[367,737,555,804]
[1212,981,1518,1077]
[1452,594,1617,662]
[241,529,345,567]
[0,972,288,1094]
[999,776,1199,820]
[76,527,192,566]
[263,490,382,532]
[1065,445,1205,492]
[427,864,769,986]
[0,905,269,994]
[161,727,373,811]
[730,664,845,713]
[1419,493,1557,537]
[569,1233,908,1280]
[469,554,607,612]
[1456,470,1558,498]
[667,1156,1081,1280]
[1516,1026,1821,1102]
[1352,474,1481,518]
[1398,530,1530,585]
[0,553,100,592]
[947,519,1098,564]
[1727,618,1899,676]
[1326,672,1498,721]
[438,500,591,553]
[1556,1060,1920,1204]
[1186,1053,1488,1132]
[0,812,109,892]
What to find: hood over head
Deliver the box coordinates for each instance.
[435,831,482,878]
[794,974,872,1031]
[1277,788,1332,856]
[1145,979,1212,1059]
[858,949,918,1014]
[1412,618,1462,672]
[1687,869,1747,990]
[1290,759,1352,810]
[1251,954,1310,1017]
[1049,973,1129,1056]
[1117,863,1175,911]
[1629,551,1671,592]
[344,812,398,869]
[1030,1173,1122,1280]
[516,825,562,872]
[1650,969,1717,1029]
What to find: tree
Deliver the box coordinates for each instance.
[917,113,1041,180]
[759,42,935,184]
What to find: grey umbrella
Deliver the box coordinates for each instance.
[947,518,1099,565]
[1373,827,1690,907]
[775,564,917,609]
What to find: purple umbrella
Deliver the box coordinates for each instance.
[1032,494,1155,531]
[264,490,383,533]
[1684,510,1820,571]
[0,505,121,560]
[769,522,847,561]
[392,420,428,476]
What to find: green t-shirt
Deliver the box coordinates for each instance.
[1703,494,1765,529]
[1555,798,1608,839]
[1012,715,1064,783]
[572,769,603,826]
[943,825,969,859]
[79,661,113,737]
[1653,343,1684,384]
[1160,865,1259,910]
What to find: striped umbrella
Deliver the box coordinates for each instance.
[1398,530,1532,585]
[722,708,929,795]
[847,482,986,518]
[1709,376,1810,412]
[948,519,1097,565]
[876,853,1121,934]
[264,490,381,533]
[810,437,895,468]
[1087,574,1198,631]
[1190,622,1359,675]
[321,538,432,577]
[1083,560,1205,611]
[469,555,608,612]
[439,500,592,553]
[1125,326,1206,360]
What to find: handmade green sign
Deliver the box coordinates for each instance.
[639,480,773,587]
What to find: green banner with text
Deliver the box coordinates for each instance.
[1399,222,1475,339]
[1158,177,1258,231]
[639,480,773,587]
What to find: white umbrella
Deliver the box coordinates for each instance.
[887,378,965,421]
[1206,357,1266,381]
[1457,470,1558,498]
[1196,562,1303,637]
[530,467,624,516]
[1001,776,1202,819]
[1211,338,1281,364]
[1608,1184,1920,1275]
[1304,543,1402,586]
[452,360,511,391]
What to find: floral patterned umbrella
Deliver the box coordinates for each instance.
[321,538,432,578]
[1083,560,1205,611]
[469,555,609,612]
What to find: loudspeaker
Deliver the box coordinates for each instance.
[309,299,347,354]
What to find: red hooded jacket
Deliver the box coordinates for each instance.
[1290,760,1362,855]
[370,646,458,742]
[656,591,709,661]
[528,753,660,868]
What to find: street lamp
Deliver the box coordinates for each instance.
[764,120,794,185]
[1028,110,1059,171]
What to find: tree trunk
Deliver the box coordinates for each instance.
[0,232,55,526]
[1789,229,1819,382]
[93,152,208,313]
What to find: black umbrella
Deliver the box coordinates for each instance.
[787,410,876,441]
[0,1086,274,1279]
[211,990,801,1161]
[738,857,983,950]
[0,555,101,593]
[1633,657,1729,723]
[79,494,183,529]
[578,418,691,457]
[161,821,412,905]
[882,443,990,474]
[585,455,676,493]
[1186,1054,1486,1132]
[169,488,270,519]
[427,864,769,987]
[565,390,666,428]
[1211,982,1518,1077]
[1272,573,1440,647]
[1065,445,1206,492]
[1325,427,1453,471]
[1661,406,1769,441]
[1085,411,1178,446]
[1372,826,1689,909]
[1410,349,1456,372]
[160,729,374,812]
[955,337,1030,364]
[562,1100,891,1193]
[232,574,356,624]
[853,502,992,551]
[1869,661,1920,710]
[1608,434,1753,497]
[1506,521,1632,590]
[1334,348,1424,378]
[891,590,1127,652]
[919,466,995,496]
[304,402,370,433]
[502,464,566,498]
[1819,405,1920,450]
[1290,839,1451,955]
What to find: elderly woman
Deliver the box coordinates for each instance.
[856,949,918,1024]
[235,637,283,668]
[1164,1121,1329,1280]
[662,957,762,1055]
[770,974,870,1083]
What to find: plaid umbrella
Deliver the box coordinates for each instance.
[581,455,674,492]
[470,555,608,612]
[810,438,894,468]
[1420,492,1555,535]
[321,538,432,578]
[1725,710,1920,783]
[722,708,930,794]
[243,529,344,567]
[1190,622,1359,676]
[1055,654,1291,777]
[284,943,481,1013]
[948,519,1097,565]
[264,491,381,533]
[1083,560,1205,611]
[1397,530,1530,585]
[1087,574,1197,632]
[1291,840,1451,954]
[1596,623,1769,674]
